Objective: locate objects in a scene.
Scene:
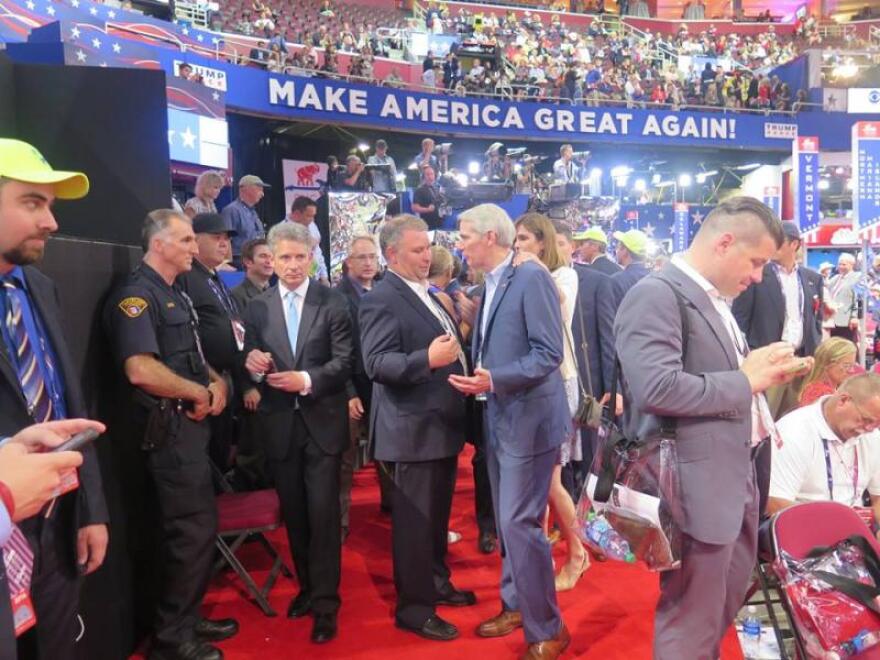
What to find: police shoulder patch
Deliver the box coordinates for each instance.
[119,297,149,318]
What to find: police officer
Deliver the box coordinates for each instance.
[103,209,238,660]
[177,213,243,472]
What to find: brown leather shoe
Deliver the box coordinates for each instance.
[520,624,571,659]
[476,610,523,638]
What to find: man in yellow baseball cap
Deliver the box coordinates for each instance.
[572,225,621,275]
[0,138,108,660]
[608,229,651,312]
[0,138,89,199]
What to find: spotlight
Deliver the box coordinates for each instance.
[590,168,603,178]
[455,173,469,187]
[358,143,370,152]
[633,178,647,192]
[652,173,662,185]
[678,173,693,187]
[615,175,629,188]
[696,173,707,184]
[818,179,830,190]
[610,165,632,178]
[468,161,480,175]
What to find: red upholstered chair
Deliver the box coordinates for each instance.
[213,480,293,616]
[769,502,880,659]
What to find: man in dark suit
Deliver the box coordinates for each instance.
[573,226,621,276]
[731,220,825,515]
[335,235,391,533]
[555,222,614,485]
[0,139,109,660]
[243,221,353,644]
[451,205,570,659]
[359,215,473,642]
[732,221,824,358]
[615,197,811,659]
[607,229,651,312]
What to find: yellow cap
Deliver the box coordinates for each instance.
[572,226,607,244]
[0,139,89,199]
[612,229,648,256]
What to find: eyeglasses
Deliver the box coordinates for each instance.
[848,397,880,431]
[350,254,378,262]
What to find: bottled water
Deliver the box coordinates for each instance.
[740,605,761,659]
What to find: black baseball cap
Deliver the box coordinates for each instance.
[192,213,237,236]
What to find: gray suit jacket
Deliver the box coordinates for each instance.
[473,260,570,458]
[827,270,861,328]
[614,263,755,545]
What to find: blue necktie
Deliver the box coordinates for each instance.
[286,291,299,358]
[3,278,52,422]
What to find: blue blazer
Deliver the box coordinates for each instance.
[472,261,570,458]
[572,263,612,398]
[359,273,467,463]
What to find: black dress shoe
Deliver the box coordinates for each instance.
[396,614,459,641]
[148,641,223,660]
[287,592,312,619]
[311,613,338,644]
[194,618,239,642]
[478,531,497,554]
[436,588,477,607]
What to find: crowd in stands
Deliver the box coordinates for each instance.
[202,0,839,113]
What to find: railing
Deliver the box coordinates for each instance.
[817,23,856,41]
[106,21,810,117]
[174,0,210,29]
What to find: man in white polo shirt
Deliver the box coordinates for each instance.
[769,373,880,532]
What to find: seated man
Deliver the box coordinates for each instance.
[769,373,880,533]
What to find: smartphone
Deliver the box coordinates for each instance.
[52,428,100,453]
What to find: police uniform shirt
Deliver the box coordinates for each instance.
[177,260,242,373]
[104,263,209,387]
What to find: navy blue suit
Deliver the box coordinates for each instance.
[599,261,651,395]
[473,259,568,644]
[359,272,468,629]
[571,264,613,475]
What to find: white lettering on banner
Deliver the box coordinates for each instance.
[765,123,798,139]
[267,78,742,141]
[380,94,401,118]
[174,60,228,91]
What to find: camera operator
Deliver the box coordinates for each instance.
[340,155,371,192]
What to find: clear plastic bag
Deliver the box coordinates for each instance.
[576,425,683,572]
[774,539,880,658]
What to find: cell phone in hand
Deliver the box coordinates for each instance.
[51,428,100,453]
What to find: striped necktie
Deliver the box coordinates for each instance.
[3,525,34,596]
[3,278,53,423]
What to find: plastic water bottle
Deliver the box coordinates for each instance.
[740,605,761,659]
[837,629,880,658]
[583,513,636,563]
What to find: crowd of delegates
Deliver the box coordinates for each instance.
[8,134,880,660]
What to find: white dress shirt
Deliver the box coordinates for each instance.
[387,270,466,374]
[277,277,312,394]
[776,263,804,350]
[772,397,880,506]
[672,254,774,447]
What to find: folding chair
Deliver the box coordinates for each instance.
[770,501,880,660]
[211,463,293,617]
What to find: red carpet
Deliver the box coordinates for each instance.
[194,448,745,659]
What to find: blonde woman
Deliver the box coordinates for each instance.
[184,170,225,218]
[799,338,861,407]
[512,213,588,591]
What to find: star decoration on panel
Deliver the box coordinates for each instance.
[643,223,656,237]
[691,211,704,225]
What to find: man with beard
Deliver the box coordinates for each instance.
[0,139,109,660]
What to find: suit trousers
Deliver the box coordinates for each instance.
[146,416,217,648]
[272,412,342,615]
[391,456,458,629]
[16,510,79,660]
[470,402,495,536]
[654,463,759,660]
[485,434,561,644]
